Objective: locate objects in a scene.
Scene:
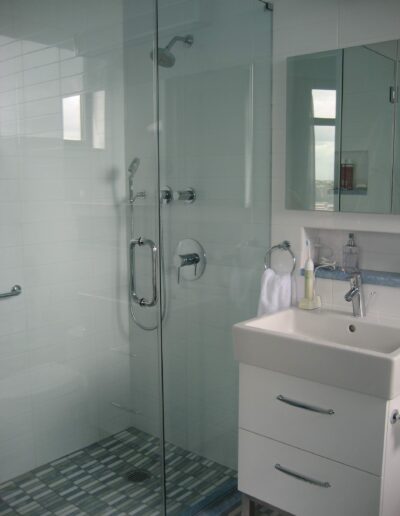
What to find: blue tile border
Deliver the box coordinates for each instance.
[301,267,400,288]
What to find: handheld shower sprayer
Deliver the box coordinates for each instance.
[128,157,140,176]
[128,157,146,203]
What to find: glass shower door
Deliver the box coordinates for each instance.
[156,0,273,513]
[0,1,165,514]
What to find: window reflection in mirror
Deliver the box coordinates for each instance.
[286,51,341,211]
[341,41,396,214]
[312,89,336,210]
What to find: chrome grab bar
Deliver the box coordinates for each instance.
[277,394,335,415]
[130,237,158,307]
[0,285,22,299]
[275,464,331,488]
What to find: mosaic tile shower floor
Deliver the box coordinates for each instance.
[0,427,237,516]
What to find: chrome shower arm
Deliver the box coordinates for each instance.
[165,34,193,50]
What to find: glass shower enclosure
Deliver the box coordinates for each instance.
[0,0,272,514]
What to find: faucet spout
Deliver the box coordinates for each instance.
[344,273,365,317]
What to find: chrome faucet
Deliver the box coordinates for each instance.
[344,273,365,317]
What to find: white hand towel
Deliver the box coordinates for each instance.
[257,268,292,316]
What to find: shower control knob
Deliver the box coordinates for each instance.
[173,188,196,204]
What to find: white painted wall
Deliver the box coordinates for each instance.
[272,0,400,318]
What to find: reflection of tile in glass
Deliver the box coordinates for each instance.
[92,91,105,149]
[62,95,81,141]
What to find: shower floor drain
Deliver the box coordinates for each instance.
[126,469,151,483]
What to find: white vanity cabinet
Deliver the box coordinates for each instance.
[238,364,400,516]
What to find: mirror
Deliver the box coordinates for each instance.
[286,40,400,214]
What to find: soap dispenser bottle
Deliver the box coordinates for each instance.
[342,233,359,273]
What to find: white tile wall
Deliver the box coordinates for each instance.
[0,0,133,483]
[272,0,400,319]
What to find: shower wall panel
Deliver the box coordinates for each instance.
[158,0,272,470]
[0,0,131,482]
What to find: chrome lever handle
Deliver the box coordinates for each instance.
[0,285,22,299]
[275,464,331,488]
[130,237,158,307]
[176,253,200,284]
[277,394,335,415]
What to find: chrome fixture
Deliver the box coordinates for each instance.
[0,284,22,299]
[344,273,365,317]
[160,186,173,204]
[276,395,335,415]
[130,237,158,307]
[174,239,206,284]
[173,187,196,204]
[264,240,296,274]
[128,156,168,331]
[275,464,331,489]
[131,191,146,203]
[176,253,200,284]
[128,157,145,204]
[391,409,400,424]
[151,34,194,68]
[258,0,274,11]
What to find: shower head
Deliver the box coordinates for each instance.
[150,34,194,68]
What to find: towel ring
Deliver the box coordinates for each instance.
[264,240,296,274]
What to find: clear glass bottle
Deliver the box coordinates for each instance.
[342,233,359,273]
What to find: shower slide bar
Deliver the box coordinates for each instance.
[0,284,22,299]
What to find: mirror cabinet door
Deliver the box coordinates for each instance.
[286,50,342,211]
[340,41,397,214]
[392,42,400,213]
[286,40,399,214]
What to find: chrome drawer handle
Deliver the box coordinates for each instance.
[277,394,334,415]
[275,464,331,488]
[0,285,22,299]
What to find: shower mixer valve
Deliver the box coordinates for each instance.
[176,253,200,283]
[173,239,206,284]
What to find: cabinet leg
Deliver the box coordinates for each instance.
[241,494,256,516]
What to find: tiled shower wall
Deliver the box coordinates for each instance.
[271,0,400,318]
[0,0,133,482]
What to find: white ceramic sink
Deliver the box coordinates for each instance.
[233,308,400,399]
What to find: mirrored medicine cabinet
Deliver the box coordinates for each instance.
[286,39,400,214]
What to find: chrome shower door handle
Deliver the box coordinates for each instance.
[130,237,158,307]
[0,284,22,299]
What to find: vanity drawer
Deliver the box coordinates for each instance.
[239,429,381,516]
[239,364,387,475]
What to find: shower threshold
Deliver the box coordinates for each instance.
[0,427,237,516]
